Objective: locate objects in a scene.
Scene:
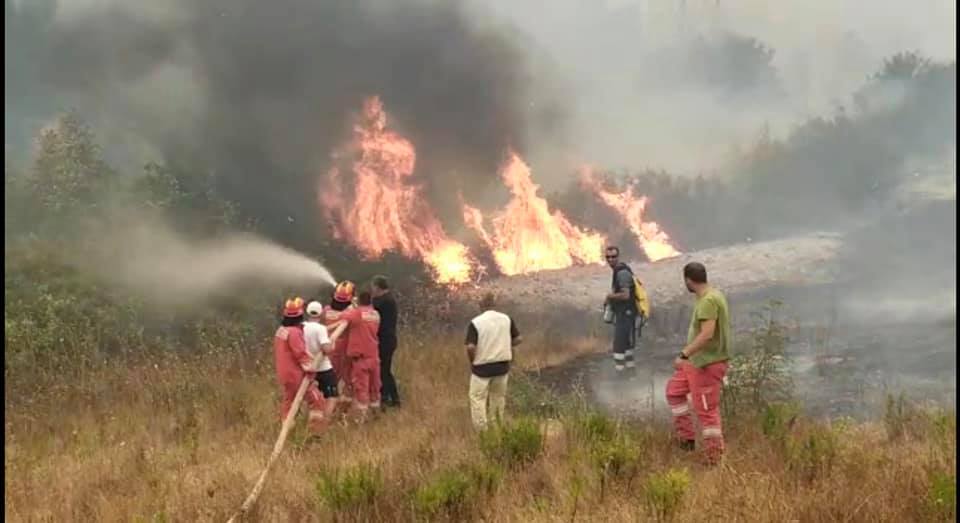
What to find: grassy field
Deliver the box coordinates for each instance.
[4,329,956,522]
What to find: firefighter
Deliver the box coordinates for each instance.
[604,245,641,377]
[273,297,326,434]
[340,290,382,421]
[320,281,356,405]
[665,262,731,465]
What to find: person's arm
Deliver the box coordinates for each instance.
[606,270,632,302]
[465,323,478,364]
[681,319,716,358]
[317,325,334,354]
[510,318,523,346]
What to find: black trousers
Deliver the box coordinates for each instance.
[379,338,400,404]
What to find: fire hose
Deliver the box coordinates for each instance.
[227,320,348,523]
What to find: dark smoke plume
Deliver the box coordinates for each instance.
[7,0,559,252]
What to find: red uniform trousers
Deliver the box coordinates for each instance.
[333,345,353,396]
[278,371,326,421]
[350,355,381,407]
[665,360,729,463]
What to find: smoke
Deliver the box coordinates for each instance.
[6,0,560,246]
[73,215,336,308]
[472,0,957,178]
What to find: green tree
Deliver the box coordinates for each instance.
[30,112,114,216]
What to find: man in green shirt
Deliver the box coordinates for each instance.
[665,262,731,465]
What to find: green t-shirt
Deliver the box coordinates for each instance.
[687,287,731,368]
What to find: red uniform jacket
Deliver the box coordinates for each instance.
[342,305,381,359]
[274,324,312,384]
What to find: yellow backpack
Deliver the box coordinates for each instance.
[632,274,651,318]
[618,264,651,318]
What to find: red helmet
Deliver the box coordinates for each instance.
[283,297,305,318]
[333,281,355,304]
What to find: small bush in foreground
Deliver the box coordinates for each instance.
[411,463,502,519]
[479,418,543,468]
[315,463,384,513]
[591,433,644,501]
[507,373,561,418]
[644,468,690,522]
[572,410,618,446]
[925,470,956,521]
[761,402,799,444]
[786,425,838,483]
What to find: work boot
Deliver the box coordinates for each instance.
[675,439,696,452]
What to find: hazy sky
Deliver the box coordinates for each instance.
[7,0,956,184]
[472,0,956,177]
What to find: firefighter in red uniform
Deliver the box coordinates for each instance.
[321,281,355,403]
[340,289,382,420]
[273,297,326,433]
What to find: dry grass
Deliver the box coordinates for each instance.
[4,329,955,523]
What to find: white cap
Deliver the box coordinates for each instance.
[306,301,324,318]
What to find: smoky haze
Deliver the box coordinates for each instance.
[6,0,564,247]
[70,213,337,308]
[475,0,956,178]
[5,0,956,262]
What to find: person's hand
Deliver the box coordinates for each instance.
[673,356,685,370]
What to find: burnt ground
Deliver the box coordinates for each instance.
[520,183,958,421]
[527,282,957,421]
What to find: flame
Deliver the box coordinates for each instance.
[320,96,679,284]
[580,169,681,262]
[465,153,606,275]
[321,96,473,284]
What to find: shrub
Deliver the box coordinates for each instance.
[644,468,691,522]
[479,418,543,468]
[411,463,502,519]
[760,402,800,444]
[412,469,471,519]
[785,426,839,483]
[591,434,644,500]
[722,300,793,418]
[925,470,956,521]
[883,392,936,442]
[507,373,561,419]
[571,410,618,446]
[315,463,384,513]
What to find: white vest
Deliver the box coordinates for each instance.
[471,310,513,366]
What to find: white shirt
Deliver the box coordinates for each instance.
[303,321,332,372]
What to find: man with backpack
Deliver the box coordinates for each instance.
[604,245,648,378]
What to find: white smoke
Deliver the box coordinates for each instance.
[75,216,336,307]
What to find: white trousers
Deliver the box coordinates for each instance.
[469,373,509,430]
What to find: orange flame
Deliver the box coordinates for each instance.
[465,153,606,275]
[321,96,473,284]
[580,169,681,262]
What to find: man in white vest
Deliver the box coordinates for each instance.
[464,293,523,430]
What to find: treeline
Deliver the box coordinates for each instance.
[3,112,449,379]
[557,52,956,255]
[4,51,954,375]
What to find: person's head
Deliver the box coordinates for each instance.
[306,301,324,322]
[371,275,390,297]
[282,297,305,326]
[333,280,355,306]
[357,290,373,306]
[683,262,708,294]
[605,246,620,269]
[479,292,496,311]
